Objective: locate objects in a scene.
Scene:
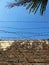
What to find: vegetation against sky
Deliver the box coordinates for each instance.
[8,0,48,15]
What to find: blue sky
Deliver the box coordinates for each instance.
[0,0,49,40]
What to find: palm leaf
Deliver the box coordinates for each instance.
[8,0,48,15]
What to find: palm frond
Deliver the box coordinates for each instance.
[7,0,48,15]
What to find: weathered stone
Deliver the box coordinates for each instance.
[0,40,49,65]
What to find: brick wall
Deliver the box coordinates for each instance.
[0,63,49,65]
[0,40,49,65]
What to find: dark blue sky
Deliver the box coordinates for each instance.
[0,0,49,40]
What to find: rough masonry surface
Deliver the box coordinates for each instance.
[0,40,49,65]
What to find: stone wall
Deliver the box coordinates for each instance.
[0,40,49,65]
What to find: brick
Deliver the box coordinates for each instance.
[14,63,24,65]
[0,63,6,65]
[0,40,49,63]
[7,63,12,65]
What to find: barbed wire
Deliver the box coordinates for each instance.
[5,27,49,29]
[0,21,49,39]
[2,27,49,29]
[0,21,49,23]
[0,35,49,40]
[0,29,49,34]
[0,26,49,30]
[0,29,49,40]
